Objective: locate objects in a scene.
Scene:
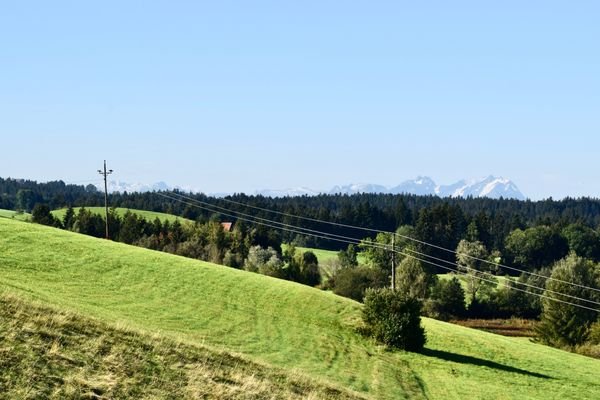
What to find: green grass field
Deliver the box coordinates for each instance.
[281,244,339,263]
[0,293,361,399]
[284,245,367,266]
[296,246,339,263]
[52,207,192,223]
[0,208,30,221]
[438,273,510,303]
[1,218,599,399]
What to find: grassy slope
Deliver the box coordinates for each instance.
[0,293,362,400]
[0,209,30,221]
[51,207,192,223]
[1,219,599,399]
[296,246,339,263]
[283,245,367,271]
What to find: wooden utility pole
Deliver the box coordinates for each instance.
[391,233,396,290]
[98,160,113,239]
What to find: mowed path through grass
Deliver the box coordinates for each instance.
[1,218,599,399]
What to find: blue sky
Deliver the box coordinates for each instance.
[1,1,598,199]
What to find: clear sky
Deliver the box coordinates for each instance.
[1,1,598,199]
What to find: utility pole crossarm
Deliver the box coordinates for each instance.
[98,160,113,240]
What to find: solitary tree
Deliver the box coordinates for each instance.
[456,240,496,303]
[62,205,75,230]
[537,254,600,347]
[395,257,430,300]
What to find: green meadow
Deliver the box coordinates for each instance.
[0,208,30,221]
[1,218,599,399]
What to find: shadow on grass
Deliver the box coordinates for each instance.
[422,348,552,379]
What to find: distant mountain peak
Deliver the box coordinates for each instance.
[97,176,525,200]
[254,187,318,197]
[329,183,388,195]
[436,176,525,200]
[325,176,524,199]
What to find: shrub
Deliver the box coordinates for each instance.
[589,321,600,345]
[362,288,426,352]
[244,246,285,278]
[223,250,243,269]
[332,267,388,302]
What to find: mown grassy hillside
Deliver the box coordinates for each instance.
[1,218,599,399]
[0,209,30,221]
[51,207,192,223]
[0,293,362,399]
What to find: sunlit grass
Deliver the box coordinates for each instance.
[1,218,598,399]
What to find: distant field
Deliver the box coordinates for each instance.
[285,245,367,265]
[0,209,30,221]
[1,218,599,399]
[52,207,192,223]
[453,319,537,338]
[438,273,510,301]
[294,246,339,263]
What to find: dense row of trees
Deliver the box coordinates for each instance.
[31,205,322,287]
[5,177,600,254]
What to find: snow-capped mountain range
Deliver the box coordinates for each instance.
[258,176,525,200]
[100,176,525,200]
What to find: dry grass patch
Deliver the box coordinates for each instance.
[0,293,364,400]
[451,319,537,337]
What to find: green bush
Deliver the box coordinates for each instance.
[589,321,600,345]
[332,267,388,302]
[362,288,426,352]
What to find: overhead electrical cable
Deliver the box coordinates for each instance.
[164,190,600,294]
[156,191,600,313]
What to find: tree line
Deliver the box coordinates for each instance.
[31,204,320,288]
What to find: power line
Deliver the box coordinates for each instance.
[214,192,388,234]
[401,246,600,307]
[397,251,600,313]
[165,189,600,292]
[162,191,600,313]
[164,190,600,294]
[157,192,600,313]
